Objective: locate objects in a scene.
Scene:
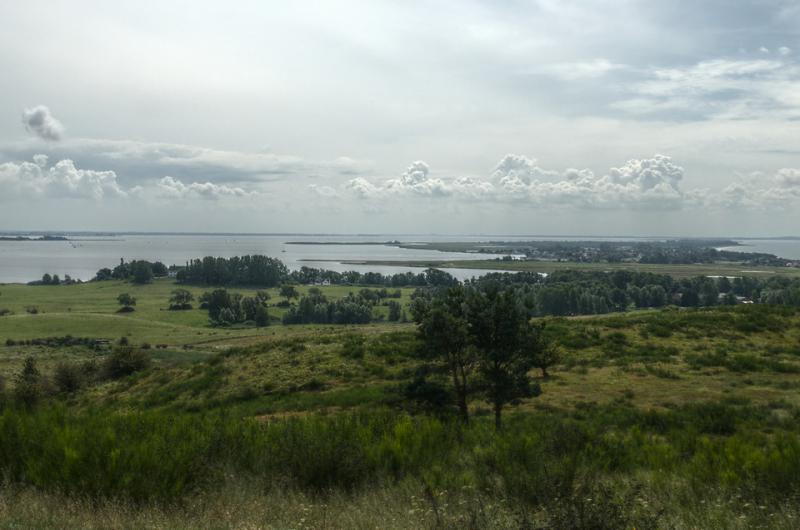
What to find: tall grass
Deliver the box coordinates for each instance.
[1,401,799,511]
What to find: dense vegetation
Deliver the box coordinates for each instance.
[469,269,800,316]
[4,264,800,527]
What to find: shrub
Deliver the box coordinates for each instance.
[53,362,84,394]
[168,288,194,310]
[0,308,11,317]
[117,293,136,312]
[103,346,151,379]
[13,357,42,408]
[340,334,366,359]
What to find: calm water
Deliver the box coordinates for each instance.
[0,234,519,284]
[719,240,800,260]
[2,234,798,284]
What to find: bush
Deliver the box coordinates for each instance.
[103,346,151,379]
[117,293,136,312]
[13,357,42,408]
[53,362,84,394]
[168,288,194,310]
[340,334,366,359]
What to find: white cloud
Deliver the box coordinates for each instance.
[22,106,64,141]
[779,46,792,56]
[154,176,252,200]
[346,154,689,209]
[616,58,800,119]
[0,155,258,202]
[539,58,625,80]
[308,184,339,198]
[0,155,124,200]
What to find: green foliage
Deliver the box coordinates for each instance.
[168,288,194,310]
[130,261,154,284]
[13,357,42,408]
[104,346,151,379]
[116,293,136,311]
[53,362,84,394]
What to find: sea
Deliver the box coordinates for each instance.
[0,233,798,284]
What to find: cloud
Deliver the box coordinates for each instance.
[1,138,371,186]
[308,184,339,198]
[346,154,689,209]
[0,155,258,202]
[0,155,125,200]
[711,168,800,209]
[22,106,64,141]
[615,57,800,120]
[154,176,253,200]
[538,59,625,80]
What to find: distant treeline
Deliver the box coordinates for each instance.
[462,270,800,316]
[93,255,460,288]
[467,239,791,266]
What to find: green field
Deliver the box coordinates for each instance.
[0,278,416,347]
[3,279,800,528]
[338,258,800,278]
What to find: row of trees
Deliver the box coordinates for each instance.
[176,256,288,287]
[287,266,459,288]
[461,270,800,317]
[95,259,168,284]
[28,273,80,286]
[410,281,558,428]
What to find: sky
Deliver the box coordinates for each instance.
[1,0,800,236]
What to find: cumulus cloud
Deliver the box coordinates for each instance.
[3,139,372,186]
[0,155,258,202]
[154,176,252,200]
[0,155,124,200]
[22,106,64,141]
[711,168,800,209]
[346,154,689,209]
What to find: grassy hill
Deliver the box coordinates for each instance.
[2,279,800,528]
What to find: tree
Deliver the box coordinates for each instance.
[387,300,402,321]
[255,290,271,305]
[464,284,540,429]
[254,305,270,327]
[14,356,41,408]
[117,293,137,312]
[169,288,194,310]
[280,285,299,304]
[205,289,233,322]
[130,261,154,284]
[42,273,52,285]
[413,285,475,423]
[528,323,561,378]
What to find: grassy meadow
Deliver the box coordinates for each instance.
[2,278,800,528]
